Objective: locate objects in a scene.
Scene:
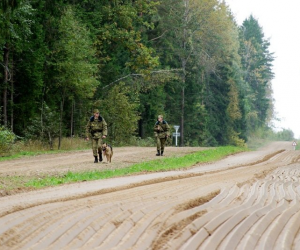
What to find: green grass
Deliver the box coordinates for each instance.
[0,150,58,161]
[0,149,85,161]
[25,146,247,189]
[0,137,90,160]
[0,176,26,190]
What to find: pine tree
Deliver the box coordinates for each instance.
[239,15,274,132]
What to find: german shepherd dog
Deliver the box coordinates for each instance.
[102,143,113,163]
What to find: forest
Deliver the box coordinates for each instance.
[0,0,278,149]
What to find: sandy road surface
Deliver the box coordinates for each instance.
[0,147,207,176]
[1,141,300,249]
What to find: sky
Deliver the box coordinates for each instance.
[225,0,300,138]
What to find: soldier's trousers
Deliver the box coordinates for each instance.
[92,138,102,156]
[156,137,166,151]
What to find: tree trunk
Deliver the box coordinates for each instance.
[179,0,189,147]
[180,85,185,146]
[3,43,9,127]
[40,84,47,137]
[138,119,144,138]
[201,71,204,105]
[41,100,44,136]
[10,57,14,131]
[58,100,64,150]
[48,131,53,150]
[180,60,186,147]
[71,99,74,137]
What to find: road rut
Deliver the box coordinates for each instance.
[0,141,299,249]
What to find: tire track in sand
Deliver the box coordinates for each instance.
[160,165,300,250]
[0,143,299,249]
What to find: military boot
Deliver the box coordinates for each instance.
[99,151,103,162]
[94,156,98,163]
[156,150,160,156]
[161,151,164,156]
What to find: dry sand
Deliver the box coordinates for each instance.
[1,141,299,249]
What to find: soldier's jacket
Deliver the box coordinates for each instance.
[154,120,170,139]
[86,116,108,139]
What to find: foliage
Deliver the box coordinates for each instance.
[275,129,294,141]
[94,0,160,88]
[50,5,99,148]
[96,83,140,144]
[0,126,16,155]
[239,15,274,132]
[52,6,98,100]
[25,103,60,150]
[246,127,295,149]
[0,0,33,46]
[0,0,280,148]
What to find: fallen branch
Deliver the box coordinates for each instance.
[103,69,183,89]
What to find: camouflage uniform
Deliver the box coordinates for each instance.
[86,111,108,162]
[154,116,170,156]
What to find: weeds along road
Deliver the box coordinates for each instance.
[1,141,300,249]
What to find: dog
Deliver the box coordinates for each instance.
[102,143,113,163]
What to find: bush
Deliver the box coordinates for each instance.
[0,126,17,156]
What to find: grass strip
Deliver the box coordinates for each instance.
[0,148,90,161]
[25,146,246,189]
[0,151,61,161]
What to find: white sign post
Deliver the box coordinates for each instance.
[173,125,180,147]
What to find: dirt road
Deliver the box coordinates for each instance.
[0,147,207,176]
[1,142,300,249]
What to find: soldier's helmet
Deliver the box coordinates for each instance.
[93,109,100,113]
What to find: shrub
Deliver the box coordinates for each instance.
[0,126,17,156]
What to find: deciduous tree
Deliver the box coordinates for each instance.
[52,6,98,148]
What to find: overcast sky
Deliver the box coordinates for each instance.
[225,0,300,138]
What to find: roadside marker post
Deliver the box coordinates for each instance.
[173,125,180,147]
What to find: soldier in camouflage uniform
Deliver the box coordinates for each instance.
[86,109,108,163]
[154,115,170,156]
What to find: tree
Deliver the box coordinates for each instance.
[94,0,159,87]
[153,0,203,145]
[0,1,276,147]
[154,0,247,146]
[25,103,60,150]
[276,129,294,141]
[0,0,20,11]
[12,0,48,135]
[52,6,98,149]
[239,15,274,132]
[0,0,33,128]
[96,83,140,144]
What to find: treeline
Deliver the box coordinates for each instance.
[0,0,274,147]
